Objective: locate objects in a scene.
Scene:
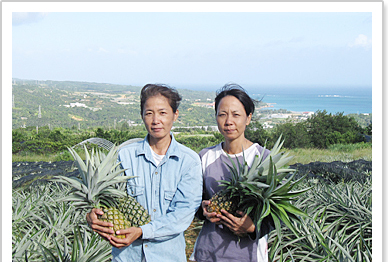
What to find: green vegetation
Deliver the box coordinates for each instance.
[285,143,372,165]
[246,110,371,149]
[12,146,372,262]
[12,108,372,162]
[12,79,373,261]
[12,80,217,129]
[268,177,371,261]
[347,113,372,128]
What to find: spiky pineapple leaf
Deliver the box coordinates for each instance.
[68,147,88,185]
[246,155,261,179]
[276,200,308,218]
[270,199,301,237]
[270,211,283,241]
[271,188,312,199]
[96,146,120,180]
[51,145,136,211]
[256,199,271,228]
[53,176,89,194]
[93,170,132,196]
[270,173,297,196]
[241,181,270,190]
[212,135,311,239]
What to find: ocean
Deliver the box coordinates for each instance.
[246,86,372,115]
[181,85,372,115]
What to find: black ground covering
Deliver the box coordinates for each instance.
[12,159,371,190]
[290,159,371,183]
[12,161,79,189]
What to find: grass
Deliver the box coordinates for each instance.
[13,149,80,162]
[12,153,59,163]
[13,142,372,165]
[285,143,372,165]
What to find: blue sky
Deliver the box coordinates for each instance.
[11,10,372,90]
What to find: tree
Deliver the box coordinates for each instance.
[48,129,65,141]
[121,122,130,131]
[271,121,312,149]
[95,127,110,140]
[307,110,365,148]
[245,121,271,147]
[12,130,27,153]
[365,123,372,135]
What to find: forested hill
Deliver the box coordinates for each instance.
[11,79,219,130]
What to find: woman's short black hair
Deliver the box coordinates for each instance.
[214,83,257,116]
[140,83,182,115]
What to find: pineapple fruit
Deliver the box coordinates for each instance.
[207,190,238,215]
[208,135,310,238]
[51,145,151,239]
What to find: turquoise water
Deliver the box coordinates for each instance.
[247,86,372,115]
[182,85,372,115]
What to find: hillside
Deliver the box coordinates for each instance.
[11,79,218,129]
[11,79,371,130]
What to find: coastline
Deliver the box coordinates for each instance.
[251,87,372,115]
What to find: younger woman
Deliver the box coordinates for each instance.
[193,83,274,262]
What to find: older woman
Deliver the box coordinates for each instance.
[86,84,203,262]
[193,83,274,262]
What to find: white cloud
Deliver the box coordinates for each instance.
[12,12,48,26]
[98,47,108,53]
[349,34,371,48]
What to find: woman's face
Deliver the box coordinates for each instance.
[216,95,252,142]
[142,94,178,142]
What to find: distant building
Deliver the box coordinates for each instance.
[302,112,315,117]
[263,122,274,129]
[62,102,101,111]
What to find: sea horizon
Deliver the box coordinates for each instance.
[252,86,372,115]
[179,85,372,115]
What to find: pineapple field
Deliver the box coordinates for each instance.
[12,145,372,262]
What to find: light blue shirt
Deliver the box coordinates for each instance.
[112,134,203,262]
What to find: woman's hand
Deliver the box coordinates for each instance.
[217,210,255,236]
[86,208,115,241]
[202,200,221,224]
[109,227,143,248]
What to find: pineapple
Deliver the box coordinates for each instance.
[208,135,310,238]
[207,190,238,215]
[51,145,151,239]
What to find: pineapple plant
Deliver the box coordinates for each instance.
[208,135,311,238]
[51,145,151,239]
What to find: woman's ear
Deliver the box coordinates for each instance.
[246,113,252,126]
[173,109,179,122]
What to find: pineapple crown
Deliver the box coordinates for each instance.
[221,135,296,191]
[51,145,135,210]
[220,135,311,233]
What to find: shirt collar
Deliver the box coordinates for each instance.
[136,133,180,160]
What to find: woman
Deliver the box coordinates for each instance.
[86,84,203,262]
[193,83,274,262]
